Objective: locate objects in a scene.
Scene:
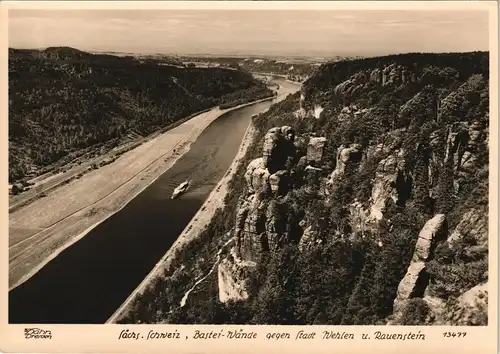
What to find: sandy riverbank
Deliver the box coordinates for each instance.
[8,97,274,290]
[8,108,213,214]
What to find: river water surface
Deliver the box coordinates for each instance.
[9,77,299,323]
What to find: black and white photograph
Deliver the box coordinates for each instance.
[5,1,494,334]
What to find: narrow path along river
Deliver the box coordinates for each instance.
[9,77,299,324]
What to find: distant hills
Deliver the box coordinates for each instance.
[8,47,273,183]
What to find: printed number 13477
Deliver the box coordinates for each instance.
[443,332,467,338]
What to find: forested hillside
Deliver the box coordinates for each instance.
[8,47,272,183]
[119,52,489,326]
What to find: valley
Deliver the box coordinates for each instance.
[8,57,299,322]
[7,47,490,327]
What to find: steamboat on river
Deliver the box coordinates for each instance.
[171,180,190,199]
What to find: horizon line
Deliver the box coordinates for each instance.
[8,45,490,60]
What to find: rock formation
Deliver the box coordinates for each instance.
[298,225,311,251]
[212,53,488,327]
[265,199,288,250]
[262,126,296,173]
[337,105,372,123]
[444,122,470,173]
[306,137,327,164]
[295,92,307,118]
[269,170,289,195]
[369,150,411,221]
[393,215,447,315]
[240,197,267,262]
[233,126,299,263]
[442,282,488,325]
[326,144,362,192]
[244,158,269,195]
[412,208,489,325]
[447,209,488,249]
[218,247,256,303]
[380,64,416,87]
[332,64,415,98]
[413,214,448,261]
[349,201,370,235]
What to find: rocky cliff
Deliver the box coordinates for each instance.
[214,52,489,325]
[122,52,489,326]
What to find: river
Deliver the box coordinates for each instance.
[8,77,299,324]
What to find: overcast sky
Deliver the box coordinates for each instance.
[9,9,489,57]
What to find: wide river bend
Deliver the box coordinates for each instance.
[9,77,299,323]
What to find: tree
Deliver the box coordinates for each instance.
[400,298,430,325]
[342,241,380,324]
[435,158,456,214]
[370,226,417,319]
[252,245,298,324]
